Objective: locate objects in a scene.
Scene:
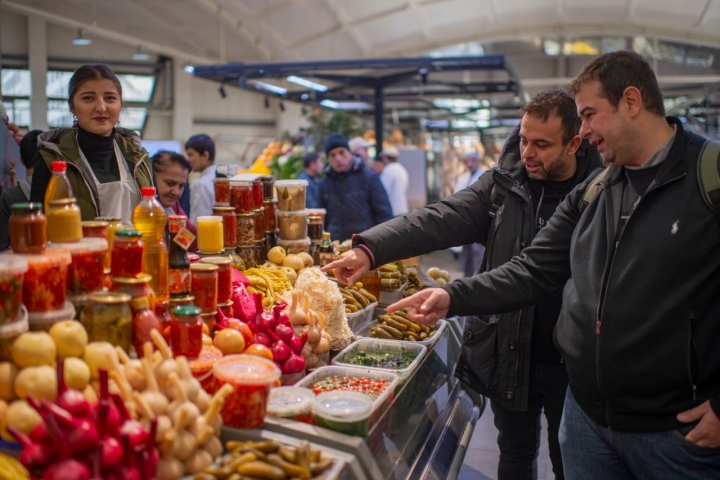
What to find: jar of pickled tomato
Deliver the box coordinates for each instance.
[111,229,144,277]
[199,256,232,303]
[170,305,203,358]
[189,263,218,314]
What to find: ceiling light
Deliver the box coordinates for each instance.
[251,80,287,95]
[320,100,370,110]
[72,29,92,46]
[184,65,195,74]
[286,76,328,92]
[132,47,149,61]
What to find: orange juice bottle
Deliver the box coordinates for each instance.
[44,161,74,211]
[132,187,169,302]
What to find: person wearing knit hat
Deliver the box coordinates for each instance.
[318,132,392,241]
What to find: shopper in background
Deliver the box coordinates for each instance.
[318,133,392,242]
[185,133,216,223]
[377,146,409,216]
[349,136,373,166]
[0,129,43,250]
[297,151,323,208]
[372,157,385,176]
[379,51,720,477]
[454,150,487,277]
[31,63,153,224]
[324,90,603,480]
[151,150,197,247]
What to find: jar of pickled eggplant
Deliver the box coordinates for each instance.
[81,292,132,352]
[9,203,47,254]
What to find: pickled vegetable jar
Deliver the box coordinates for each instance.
[21,249,72,312]
[235,245,256,269]
[169,294,195,308]
[155,300,172,343]
[9,203,46,254]
[46,198,82,243]
[170,305,203,358]
[0,255,28,325]
[81,292,132,352]
[252,179,264,209]
[110,274,155,313]
[212,177,230,204]
[131,296,161,356]
[49,238,108,296]
[308,215,324,242]
[190,263,218,314]
[262,176,275,200]
[212,206,237,249]
[263,199,277,232]
[267,386,315,423]
[229,181,252,214]
[111,230,144,277]
[236,213,255,247]
[277,210,308,241]
[189,345,222,393]
[196,216,224,254]
[27,301,76,332]
[252,207,265,242]
[275,180,308,211]
[81,220,109,240]
[199,256,232,303]
[213,354,281,429]
[101,217,123,271]
[0,306,28,361]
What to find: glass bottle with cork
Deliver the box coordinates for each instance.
[167,215,191,298]
[319,232,334,266]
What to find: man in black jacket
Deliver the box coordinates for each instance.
[382,51,720,478]
[324,90,601,479]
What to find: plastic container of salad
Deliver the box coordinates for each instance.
[295,365,399,429]
[27,301,76,332]
[0,255,28,326]
[312,390,373,437]
[332,338,426,383]
[267,386,315,424]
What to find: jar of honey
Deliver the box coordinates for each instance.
[9,203,47,254]
[46,199,82,243]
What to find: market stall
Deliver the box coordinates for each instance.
[0,161,479,480]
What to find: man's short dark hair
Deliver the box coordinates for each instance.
[20,130,43,167]
[302,152,320,169]
[520,90,581,145]
[185,134,215,162]
[568,50,665,117]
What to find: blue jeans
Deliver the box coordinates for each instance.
[559,389,720,479]
[491,364,568,480]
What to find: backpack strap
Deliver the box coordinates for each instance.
[488,175,505,218]
[698,139,720,224]
[579,168,610,213]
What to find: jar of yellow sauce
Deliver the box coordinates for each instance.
[196,216,224,254]
[47,199,82,243]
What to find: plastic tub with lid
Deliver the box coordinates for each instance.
[27,301,76,332]
[312,390,373,437]
[276,210,308,240]
[213,354,281,429]
[275,180,308,211]
[332,338,426,384]
[188,345,223,394]
[49,238,108,296]
[19,249,72,313]
[277,237,311,255]
[0,255,28,326]
[267,386,315,424]
[0,305,28,361]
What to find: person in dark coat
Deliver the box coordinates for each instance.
[324,91,602,480]
[318,133,392,242]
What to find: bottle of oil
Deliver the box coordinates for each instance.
[44,161,74,211]
[132,187,169,302]
[319,232,334,266]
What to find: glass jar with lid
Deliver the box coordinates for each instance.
[111,229,144,278]
[81,291,132,352]
[229,181,253,214]
[110,273,155,312]
[46,198,82,243]
[199,256,233,303]
[190,263,219,314]
[170,305,203,358]
[9,203,47,254]
[236,213,255,247]
[307,215,324,242]
[252,207,266,242]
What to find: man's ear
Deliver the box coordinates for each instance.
[622,86,643,118]
[566,135,582,156]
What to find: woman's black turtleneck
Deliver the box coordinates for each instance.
[77,126,120,183]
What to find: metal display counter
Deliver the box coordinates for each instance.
[223,316,481,480]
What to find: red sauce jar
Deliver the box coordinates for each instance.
[263,199,277,232]
[252,179,264,210]
[212,206,238,249]
[252,208,266,242]
[229,181,252,214]
[199,257,232,303]
[81,220,109,240]
[9,203,47,254]
[213,178,230,204]
[111,230,144,277]
[154,300,172,344]
[50,238,108,296]
[170,305,203,358]
[190,263,218,314]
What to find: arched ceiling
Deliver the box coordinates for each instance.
[3,0,720,63]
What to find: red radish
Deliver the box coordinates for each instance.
[257,307,276,332]
[272,302,291,326]
[111,393,150,449]
[42,400,99,455]
[141,418,158,479]
[282,351,306,374]
[96,402,123,471]
[270,339,291,362]
[56,359,92,418]
[252,332,272,347]
[95,369,121,438]
[42,414,91,480]
[25,396,53,444]
[7,425,55,470]
[117,433,141,480]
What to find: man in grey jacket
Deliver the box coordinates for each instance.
[373,51,720,478]
[324,90,601,480]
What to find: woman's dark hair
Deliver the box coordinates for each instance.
[67,64,123,110]
[185,134,215,162]
[152,150,192,174]
[20,130,43,167]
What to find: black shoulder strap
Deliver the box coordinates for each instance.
[698,139,720,225]
[488,175,505,218]
[579,168,610,213]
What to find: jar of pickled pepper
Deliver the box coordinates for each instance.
[252,207,266,242]
[212,206,238,249]
[170,305,203,358]
[189,263,218,314]
[263,199,277,232]
[199,256,233,303]
[111,229,144,277]
[81,292,132,352]
[252,179,264,210]
[229,181,252,214]
[9,203,47,254]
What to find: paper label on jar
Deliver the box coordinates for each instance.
[169,268,191,295]
[173,228,196,250]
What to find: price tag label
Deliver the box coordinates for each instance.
[173,228,196,250]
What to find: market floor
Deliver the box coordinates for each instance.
[417,250,555,480]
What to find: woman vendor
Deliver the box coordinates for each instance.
[30,63,153,224]
[152,150,197,251]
